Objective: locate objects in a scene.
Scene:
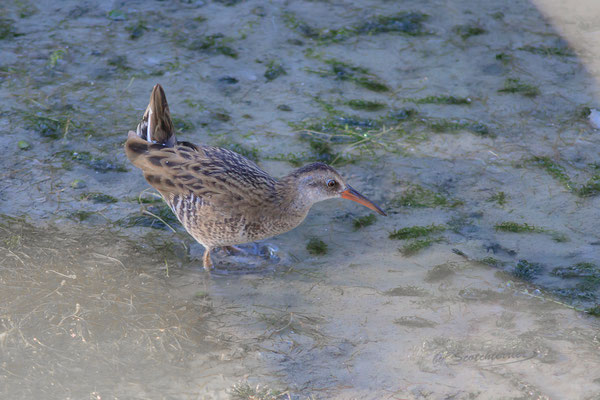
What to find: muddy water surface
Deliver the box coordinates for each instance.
[1,0,600,398]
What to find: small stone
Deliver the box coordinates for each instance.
[218,76,238,84]
[71,179,87,189]
[588,108,600,129]
[17,140,31,150]
[277,104,292,112]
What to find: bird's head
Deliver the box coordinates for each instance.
[286,162,386,216]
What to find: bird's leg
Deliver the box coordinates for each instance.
[222,245,243,255]
[203,248,213,271]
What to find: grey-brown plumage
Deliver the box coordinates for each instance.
[125,84,386,270]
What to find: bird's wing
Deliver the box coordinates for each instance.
[125,135,277,209]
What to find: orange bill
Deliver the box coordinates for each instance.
[341,186,387,216]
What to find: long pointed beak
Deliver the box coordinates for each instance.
[341,186,387,216]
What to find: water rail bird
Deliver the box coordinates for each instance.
[125,84,386,270]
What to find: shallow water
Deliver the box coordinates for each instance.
[1,0,600,398]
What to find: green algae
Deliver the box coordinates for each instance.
[356,12,429,36]
[48,48,67,68]
[426,118,490,136]
[291,101,417,149]
[187,34,238,58]
[124,195,163,205]
[171,116,194,133]
[277,104,292,112]
[107,55,130,71]
[67,210,95,222]
[487,191,507,206]
[552,262,599,279]
[453,23,486,39]
[353,214,377,230]
[79,192,118,204]
[495,221,568,242]
[107,9,127,21]
[230,382,286,400]
[498,78,540,97]
[211,111,231,122]
[586,306,600,317]
[126,20,148,40]
[392,185,461,208]
[119,204,179,231]
[307,237,327,255]
[384,286,428,297]
[530,156,572,189]
[304,53,390,92]
[389,224,446,240]
[0,17,20,39]
[264,60,286,81]
[495,52,513,65]
[576,175,600,197]
[266,152,307,167]
[408,95,471,105]
[393,316,437,328]
[346,100,386,111]
[518,45,574,57]
[400,238,438,256]
[17,140,30,150]
[284,11,428,44]
[480,257,502,267]
[513,259,542,281]
[529,156,600,197]
[24,114,65,139]
[495,222,541,234]
[70,179,86,189]
[354,77,389,92]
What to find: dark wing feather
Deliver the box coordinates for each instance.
[125,135,277,209]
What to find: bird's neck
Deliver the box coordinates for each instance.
[273,176,313,219]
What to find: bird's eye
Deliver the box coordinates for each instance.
[327,179,337,188]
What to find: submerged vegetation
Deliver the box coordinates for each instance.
[187,33,238,58]
[453,23,486,40]
[264,60,286,81]
[304,51,390,92]
[119,203,179,231]
[346,99,386,111]
[498,78,540,97]
[529,156,600,197]
[407,95,472,105]
[24,113,68,139]
[284,11,429,44]
[391,185,461,208]
[495,221,568,242]
[353,214,377,230]
[487,191,507,206]
[390,224,447,256]
[513,259,542,281]
[307,237,328,255]
[230,382,287,400]
[0,17,20,40]
[389,224,446,240]
[400,238,440,256]
[518,44,574,57]
[79,192,118,204]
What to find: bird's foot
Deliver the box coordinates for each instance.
[222,245,244,255]
[210,243,281,274]
[202,248,213,271]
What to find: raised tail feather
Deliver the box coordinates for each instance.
[125,84,176,170]
[133,83,176,147]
